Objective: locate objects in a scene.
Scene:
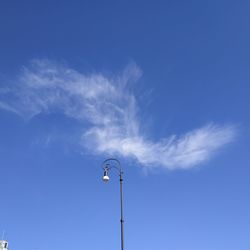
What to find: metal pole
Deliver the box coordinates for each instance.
[102,158,124,250]
[120,172,124,250]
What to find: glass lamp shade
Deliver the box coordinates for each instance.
[103,175,110,182]
[103,169,110,182]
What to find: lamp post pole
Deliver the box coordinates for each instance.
[102,158,124,250]
[119,169,124,250]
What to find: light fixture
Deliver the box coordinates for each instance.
[102,168,110,182]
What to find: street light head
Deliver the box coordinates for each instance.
[103,168,110,182]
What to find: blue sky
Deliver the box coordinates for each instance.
[0,0,250,249]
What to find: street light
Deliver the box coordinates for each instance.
[102,168,110,182]
[102,158,125,250]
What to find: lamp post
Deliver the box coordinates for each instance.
[102,158,124,250]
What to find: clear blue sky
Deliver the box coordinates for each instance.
[0,0,250,249]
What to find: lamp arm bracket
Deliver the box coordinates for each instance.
[102,158,123,175]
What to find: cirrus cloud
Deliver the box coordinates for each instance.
[0,59,236,170]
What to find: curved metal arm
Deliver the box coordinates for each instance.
[102,158,123,175]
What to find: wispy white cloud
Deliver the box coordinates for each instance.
[0,59,236,170]
[0,101,22,115]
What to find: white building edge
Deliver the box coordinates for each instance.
[0,240,8,250]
